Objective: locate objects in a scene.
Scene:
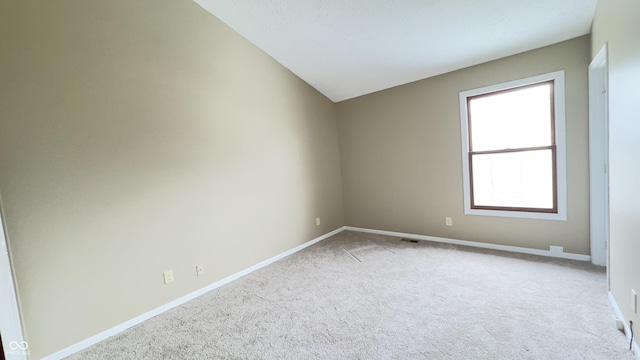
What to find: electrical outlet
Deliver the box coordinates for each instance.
[632,289,637,314]
[316,217,321,226]
[549,246,563,254]
[196,264,205,277]
[445,217,453,226]
[163,270,174,284]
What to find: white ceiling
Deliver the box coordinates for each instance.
[194,0,597,102]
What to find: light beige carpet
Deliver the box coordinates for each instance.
[66,231,634,359]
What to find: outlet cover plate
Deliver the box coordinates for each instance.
[549,246,563,254]
[163,270,174,284]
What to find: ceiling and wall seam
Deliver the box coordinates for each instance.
[194,0,597,102]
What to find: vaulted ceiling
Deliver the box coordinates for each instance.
[194,0,597,102]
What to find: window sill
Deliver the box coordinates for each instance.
[464,207,567,221]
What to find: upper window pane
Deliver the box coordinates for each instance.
[468,83,552,152]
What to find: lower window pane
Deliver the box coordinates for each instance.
[471,150,554,209]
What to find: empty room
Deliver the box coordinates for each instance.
[0,0,638,359]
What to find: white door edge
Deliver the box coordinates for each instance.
[0,208,28,360]
[588,43,609,271]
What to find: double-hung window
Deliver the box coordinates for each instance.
[459,71,567,220]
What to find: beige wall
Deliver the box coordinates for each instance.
[0,0,344,358]
[337,36,591,254]
[591,0,640,332]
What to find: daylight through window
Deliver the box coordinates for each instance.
[459,71,567,220]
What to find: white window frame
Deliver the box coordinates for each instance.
[459,71,567,221]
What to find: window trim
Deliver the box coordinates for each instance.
[459,71,567,221]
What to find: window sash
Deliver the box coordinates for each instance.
[467,80,556,152]
[466,81,558,214]
[468,146,558,213]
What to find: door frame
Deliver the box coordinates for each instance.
[588,44,610,274]
[0,205,27,360]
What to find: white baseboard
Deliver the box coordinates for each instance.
[42,227,345,360]
[344,226,591,262]
[41,225,596,359]
[608,292,640,360]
